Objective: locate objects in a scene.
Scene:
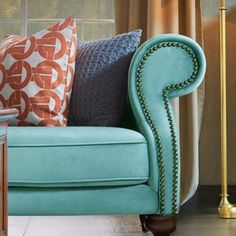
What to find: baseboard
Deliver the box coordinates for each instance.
[180,185,236,215]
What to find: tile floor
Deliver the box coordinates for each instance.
[9,215,151,236]
[8,186,236,236]
[9,213,236,236]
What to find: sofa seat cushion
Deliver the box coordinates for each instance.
[8,127,149,187]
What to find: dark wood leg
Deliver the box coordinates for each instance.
[139,215,149,232]
[145,215,177,236]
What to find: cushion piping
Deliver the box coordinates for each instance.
[9,177,149,187]
[9,140,147,147]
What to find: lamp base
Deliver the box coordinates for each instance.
[218,196,236,218]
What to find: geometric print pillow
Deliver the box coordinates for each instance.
[0,16,76,126]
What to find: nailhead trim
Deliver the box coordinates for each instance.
[135,41,199,216]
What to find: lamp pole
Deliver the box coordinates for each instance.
[218,0,236,218]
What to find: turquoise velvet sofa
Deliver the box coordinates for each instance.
[7,34,206,236]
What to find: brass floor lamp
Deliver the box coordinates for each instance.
[218,0,236,218]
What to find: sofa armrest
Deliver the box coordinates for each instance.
[128,34,206,216]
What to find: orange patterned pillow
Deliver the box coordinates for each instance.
[0,16,76,126]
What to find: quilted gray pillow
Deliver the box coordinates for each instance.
[68,30,142,126]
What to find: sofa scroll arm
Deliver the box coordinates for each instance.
[128,34,206,216]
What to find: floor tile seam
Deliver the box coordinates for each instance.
[23,217,32,236]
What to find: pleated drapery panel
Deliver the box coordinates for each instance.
[115,0,204,203]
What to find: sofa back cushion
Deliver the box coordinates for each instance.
[0,16,76,126]
[68,30,142,126]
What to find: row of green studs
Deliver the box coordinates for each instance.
[136,41,199,216]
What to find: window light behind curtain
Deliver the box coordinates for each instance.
[0,0,115,40]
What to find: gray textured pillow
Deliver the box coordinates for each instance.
[68,30,142,126]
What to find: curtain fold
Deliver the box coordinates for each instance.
[115,0,204,203]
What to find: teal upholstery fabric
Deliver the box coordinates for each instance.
[9,185,157,215]
[7,34,206,217]
[8,127,148,187]
[129,34,206,215]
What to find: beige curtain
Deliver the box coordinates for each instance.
[115,0,204,203]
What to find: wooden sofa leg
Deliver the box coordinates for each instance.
[145,215,177,236]
[139,215,149,232]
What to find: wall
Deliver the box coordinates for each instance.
[200,1,236,185]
